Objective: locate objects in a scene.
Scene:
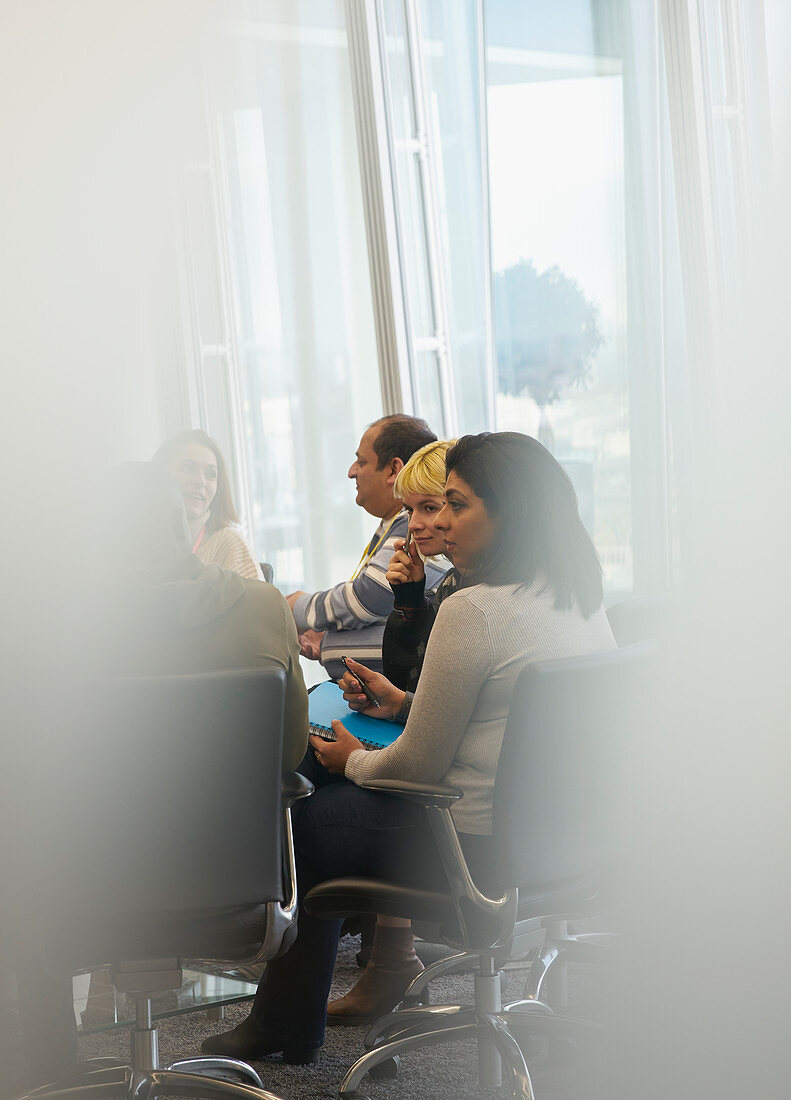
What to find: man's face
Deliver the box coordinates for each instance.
[348,426,399,518]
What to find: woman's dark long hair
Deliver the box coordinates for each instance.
[151,428,239,534]
[444,432,603,616]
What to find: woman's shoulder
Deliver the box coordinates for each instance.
[445,580,525,607]
[199,526,263,580]
[442,578,592,623]
[202,525,246,548]
[432,580,497,623]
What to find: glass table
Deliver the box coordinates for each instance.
[73,967,257,1035]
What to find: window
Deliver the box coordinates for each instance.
[186,0,773,604]
[378,0,494,437]
[485,2,639,593]
[379,0,687,595]
[198,1,382,597]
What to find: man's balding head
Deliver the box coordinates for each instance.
[348,416,437,519]
[368,415,437,470]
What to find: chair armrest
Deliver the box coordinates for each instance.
[358,777,463,809]
[269,775,312,952]
[363,778,515,950]
[266,772,312,954]
[281,772,314,807]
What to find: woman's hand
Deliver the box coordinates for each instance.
[386,538,425,586]
[338,657,406,720]
[309,722,364,774]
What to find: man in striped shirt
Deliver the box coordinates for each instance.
[286,415,446,679]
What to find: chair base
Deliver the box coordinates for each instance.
[399,950,472,1006]
[15,971,285,1100]
[340,991,598,1099]
[339,1012,535,1100]
[16,1059,285,1100]
[524,923,616,1004]
[338,956,540,1100]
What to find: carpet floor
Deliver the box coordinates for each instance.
[71,934,592,1100]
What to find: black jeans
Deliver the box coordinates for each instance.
[248,748,487,1048]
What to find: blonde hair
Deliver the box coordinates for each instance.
[394,438,457,500]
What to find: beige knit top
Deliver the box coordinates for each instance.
[196,527,264,581]
[344,579,616,835]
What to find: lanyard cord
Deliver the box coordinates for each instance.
[192,525,207,554]
[350,513,402,581]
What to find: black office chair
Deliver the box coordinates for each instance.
[411,602,671,1009]
[16,668,312,1100]
[606,594,672,646]
[524,595,672,1004]
[304,644,656,1099]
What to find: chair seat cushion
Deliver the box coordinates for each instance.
[307,876,605,929]
[305,878,457,924]
[516,878,603,920]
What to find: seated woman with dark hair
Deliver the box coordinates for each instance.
[202,431,616,1065]
[152,428,263,580]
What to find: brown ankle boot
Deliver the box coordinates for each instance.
[327,925,424,1026]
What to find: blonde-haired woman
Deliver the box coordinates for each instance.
[327,438,456,1026]
[152,428,263,581]
[381,437,459,693]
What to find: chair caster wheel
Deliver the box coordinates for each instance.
[369,1055,400,1079]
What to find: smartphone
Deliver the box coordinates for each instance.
[340,655,380,709]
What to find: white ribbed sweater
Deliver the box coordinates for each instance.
[196,527,263,581]
[345,580,616,834]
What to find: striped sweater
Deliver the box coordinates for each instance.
[292,510,446,679]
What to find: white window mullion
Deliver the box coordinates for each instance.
[206,105,258,545]
[660,0,724,448]
[345,0,414,416]
[175,78,257,547]
[475,0,497,433]
[403,0,458,436]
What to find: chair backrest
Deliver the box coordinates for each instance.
[59,667,286,920]
[492,643,657,895]
[606,594,671,646]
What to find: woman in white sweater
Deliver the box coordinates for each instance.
[203,432,615,1065]
[152,428,263,581]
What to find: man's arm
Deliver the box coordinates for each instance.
[291,515,407,634]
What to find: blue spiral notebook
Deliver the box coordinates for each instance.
[308,681,405,750]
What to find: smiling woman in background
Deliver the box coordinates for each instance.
[152,428,263,581]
